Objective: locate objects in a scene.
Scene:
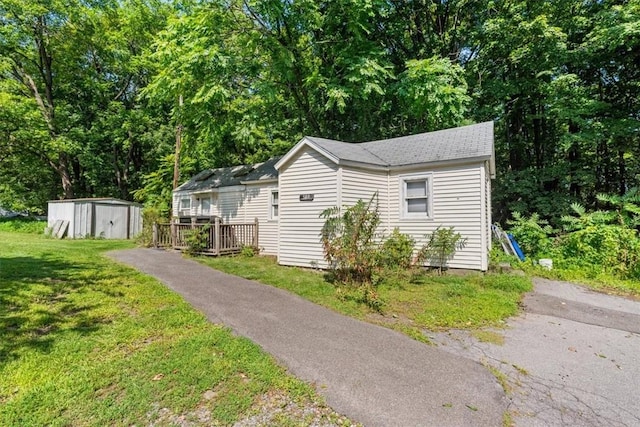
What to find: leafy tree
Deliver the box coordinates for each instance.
[0,0,172,210]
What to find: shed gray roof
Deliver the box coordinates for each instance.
[176,157,280,193]
[304,121,494,168]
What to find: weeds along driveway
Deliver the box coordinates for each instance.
[431,278,640,427]
[109,248,507,427]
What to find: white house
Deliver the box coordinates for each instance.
[172,157,281,254]
[173,121,495,270]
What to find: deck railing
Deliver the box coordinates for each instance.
[152,217,259,255]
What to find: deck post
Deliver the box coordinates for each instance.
[214,217,221,255]
[152,222,158,247]
[170,218,177,248]
[253,217,259,249]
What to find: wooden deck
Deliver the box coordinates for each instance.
[152,218,258,255]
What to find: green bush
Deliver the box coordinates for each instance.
[184,225,211,255]
[507,204,640,281]
[240,245,256,257]
[378,228,415,269]
[0,217,46,234]
[137,207,167,247]
[320,194,381,285]
[558,224,640,278]
[418,226,467,273]
[506,212,553,257]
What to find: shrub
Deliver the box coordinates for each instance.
[137,207,167,247]
[418,226,467,274]
[184,224,211,256]
[240,245,256,257]
[0,217,46,234]
[506,212,553,257]
[320,193,381,285]
[378,228,415,269]
[558,224,640,278]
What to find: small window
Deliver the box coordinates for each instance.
[180,197,191,214]
[201,197,211,215]
[270,190,279,219]
[401,175,432,218]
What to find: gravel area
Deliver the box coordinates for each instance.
[146,388,358,426]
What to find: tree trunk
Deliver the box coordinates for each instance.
[56,153,74,199]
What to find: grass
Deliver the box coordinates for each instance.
[0,232,343,426]
[0,218,46,234]
[523,263,640,299]
[471,330,505,345]
[198,255,532,334]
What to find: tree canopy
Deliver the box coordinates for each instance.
[1,0,638,222]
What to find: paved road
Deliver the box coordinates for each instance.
[431,278,640,427]
[108,248,506,427]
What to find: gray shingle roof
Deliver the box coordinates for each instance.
[179,122,495,192]
[176,157,280,192]
[307,121,494,168]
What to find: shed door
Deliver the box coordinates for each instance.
[94,204,129,239]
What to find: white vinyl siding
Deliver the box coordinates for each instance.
[340,166,390,238]
[217,190,245,224]
[278,148,338,268]
[480,163,491,271]
[242,185,279,255]
[388,163,485,270]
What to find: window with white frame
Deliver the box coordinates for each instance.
[401,174,432,218]
[179,197,191,214]
[270,190,279,219]
[200,197,211,215]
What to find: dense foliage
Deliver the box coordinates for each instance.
[1,0,638,227]
[320,195,468,308]
[507,196,640,280]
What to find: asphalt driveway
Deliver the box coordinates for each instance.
[431,278,640,426]
[108,248,506,427]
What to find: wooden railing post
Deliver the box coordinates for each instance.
[253,217,259,249]
[214,217,221,255]
[152,222,158,247]
[170,219,177,248]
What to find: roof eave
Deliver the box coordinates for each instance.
[388,155,494,172]
[338,155,494,173]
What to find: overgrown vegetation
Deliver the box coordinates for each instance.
[0,217,46,234]
[184,224,211,255]
[421,227,468,274]
[506,189,640,293]
[320,195,470,310]
[320,195,382,285]
[136,207,168,247]
[0,232,345,426]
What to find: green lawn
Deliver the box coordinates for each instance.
[198,255,532,340]
[0,232,349,426]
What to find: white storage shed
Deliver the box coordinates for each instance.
[47,198,142,239]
